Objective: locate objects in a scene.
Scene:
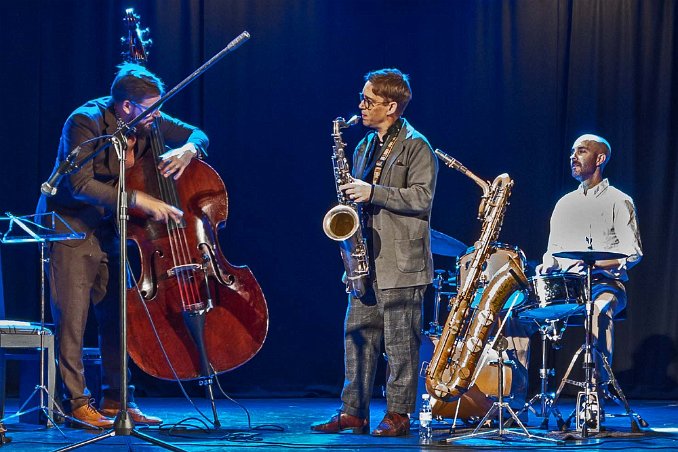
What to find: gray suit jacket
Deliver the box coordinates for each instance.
[353,118,437,289]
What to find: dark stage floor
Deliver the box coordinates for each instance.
[1,397,677,451]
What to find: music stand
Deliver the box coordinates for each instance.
[549,250,648,436]
[0,212,85,436]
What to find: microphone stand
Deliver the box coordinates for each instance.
[52,30,251,452]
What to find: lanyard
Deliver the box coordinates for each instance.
[372,128,400,184]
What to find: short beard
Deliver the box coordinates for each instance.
[135,123,152,137]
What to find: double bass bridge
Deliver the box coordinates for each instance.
[166,263,214,311]
[167,263,202,278]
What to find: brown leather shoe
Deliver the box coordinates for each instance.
[311,412,369,434]
[0,422,11,445]
[99,399,163,426]
[372,412,410,437]
[70,403,114,429]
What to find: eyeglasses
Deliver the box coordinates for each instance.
[130,100,162,115]
[358,92,391,110]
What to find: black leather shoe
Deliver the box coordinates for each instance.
[311,412,369,434]
[372,412,410,437]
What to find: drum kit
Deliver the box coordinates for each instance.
[425,230,648,438]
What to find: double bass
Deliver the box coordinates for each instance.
[121,10,268,384]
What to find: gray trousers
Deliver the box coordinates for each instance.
[48,226,133,411]
[340,281,426,418]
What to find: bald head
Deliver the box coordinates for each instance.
[572,134,611,170]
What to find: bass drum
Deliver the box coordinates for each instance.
[416,335,513,420]
[456,242,527,313]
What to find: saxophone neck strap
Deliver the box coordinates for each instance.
[372,122,402,185]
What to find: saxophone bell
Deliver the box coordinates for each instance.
[323,204,360,241]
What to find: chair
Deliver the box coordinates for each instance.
[0,246,56,425]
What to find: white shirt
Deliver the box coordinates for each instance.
[542,179,643,281]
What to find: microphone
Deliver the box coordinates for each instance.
[224,31,250,52]
[40,146,81,196]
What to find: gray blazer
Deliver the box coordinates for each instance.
[353,118,437,289]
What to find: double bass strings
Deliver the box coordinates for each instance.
[150,120,202,312]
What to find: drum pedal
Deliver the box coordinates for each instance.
[575,391,600,433]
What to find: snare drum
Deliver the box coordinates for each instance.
[516,273,586,321]
[456,243,527,312]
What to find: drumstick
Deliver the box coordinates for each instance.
[564,261,584,273]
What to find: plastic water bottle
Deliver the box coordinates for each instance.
[419,393,433,442]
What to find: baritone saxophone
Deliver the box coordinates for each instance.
[322,115,370,299]
[425,149,528,402]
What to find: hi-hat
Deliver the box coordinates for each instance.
[431,229,467,257]
[553,250,628,263]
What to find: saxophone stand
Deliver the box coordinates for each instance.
[549,250,648,437]
[446,335,561,445]
[0,212,86,437]
[512,319,566,429]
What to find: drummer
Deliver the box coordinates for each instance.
[539,134,642,388]
[508,134,643,409]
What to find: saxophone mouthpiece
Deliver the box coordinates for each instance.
[433,149,461,169]
[434,149,463,172]
[347,115,360,126]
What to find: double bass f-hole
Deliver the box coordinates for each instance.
[198,243,236,287]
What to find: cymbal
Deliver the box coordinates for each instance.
[553,250,628,263]
[430,229,468,257]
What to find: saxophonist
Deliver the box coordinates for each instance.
[312,68,437,437]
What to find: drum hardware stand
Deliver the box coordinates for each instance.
[512,319,566,429]
[0,213,88,437]
[550,250,648,437]
[445,335,562,445]
[425,270,454,336]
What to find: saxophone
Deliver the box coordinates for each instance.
[425,149,528,401]
[322,115,370,299]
